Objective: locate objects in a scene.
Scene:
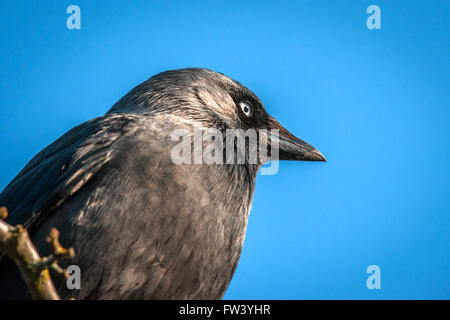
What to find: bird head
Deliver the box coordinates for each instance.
[108,68,325,166]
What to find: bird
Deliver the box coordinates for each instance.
[0,68,325,299]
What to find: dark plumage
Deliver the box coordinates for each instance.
[0,68,325,299]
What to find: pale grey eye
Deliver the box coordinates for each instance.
[239,101,253,117]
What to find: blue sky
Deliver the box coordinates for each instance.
[0,1,449,299]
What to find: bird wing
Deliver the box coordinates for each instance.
[0,113,140,231]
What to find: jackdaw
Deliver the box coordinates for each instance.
[0,68,325,299]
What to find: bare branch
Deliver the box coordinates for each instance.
[0,207,75,300]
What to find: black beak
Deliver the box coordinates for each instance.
[268,116,326,162]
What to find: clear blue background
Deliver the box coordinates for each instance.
[0,0,449,299]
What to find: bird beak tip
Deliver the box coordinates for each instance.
[313,149,327,162]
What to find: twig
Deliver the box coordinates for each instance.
[0,207,74,300]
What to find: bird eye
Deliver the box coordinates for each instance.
[239,101,253,117]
